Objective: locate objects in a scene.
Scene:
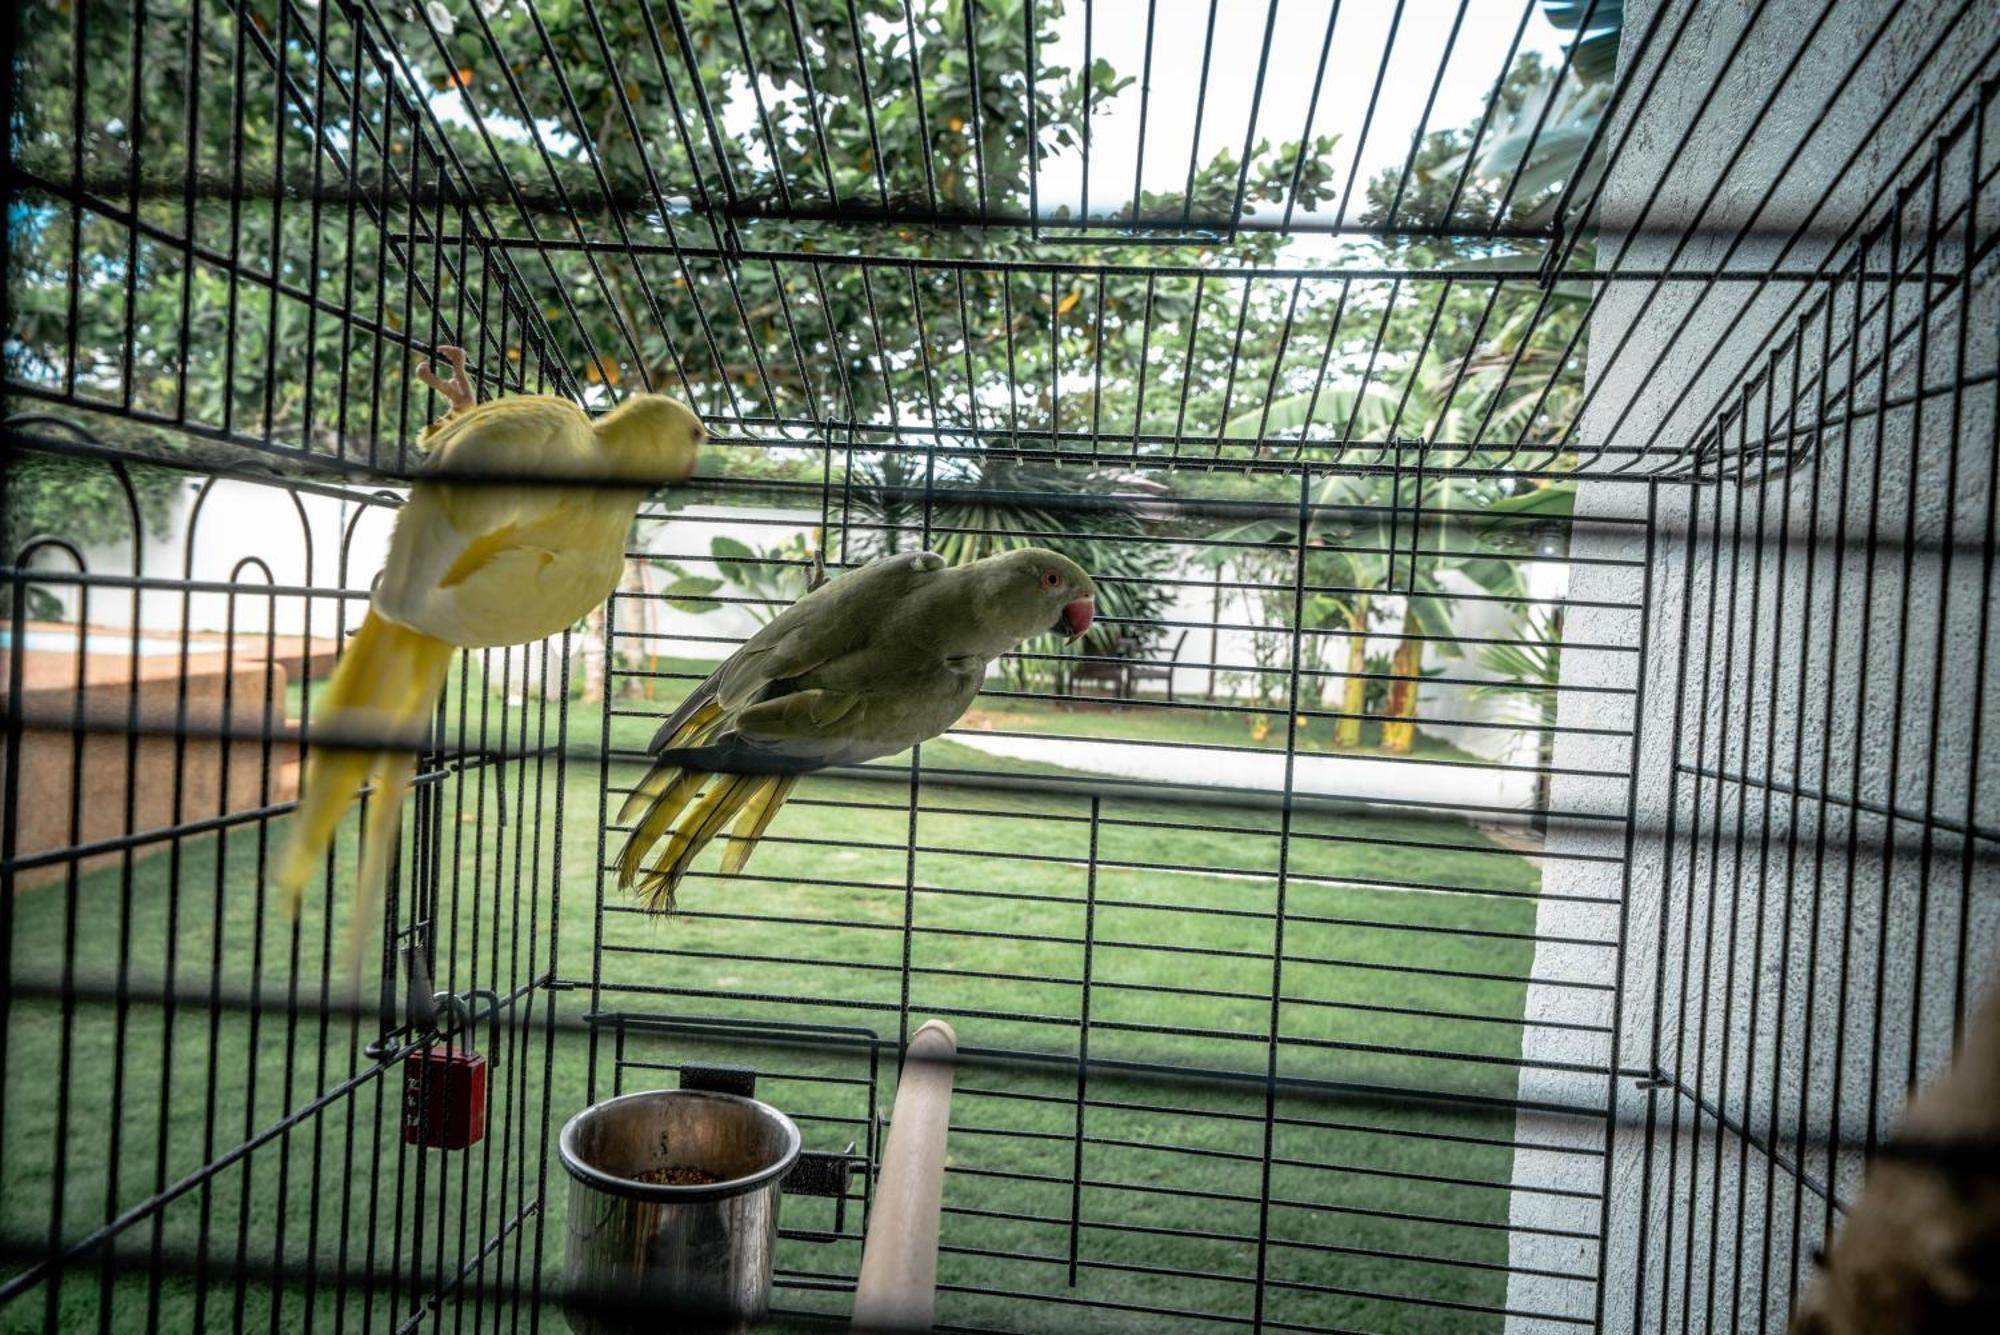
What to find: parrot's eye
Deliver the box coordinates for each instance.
[1041,570,1061,590]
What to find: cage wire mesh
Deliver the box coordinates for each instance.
[2,0,1998,1332]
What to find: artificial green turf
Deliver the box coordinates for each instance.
[4,673,1548,1334]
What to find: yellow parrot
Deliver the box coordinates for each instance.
[273,346,703,956]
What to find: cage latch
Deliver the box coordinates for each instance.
[674,1065,860,1235]
[431,986,503,1062]
[366,943,435,1058]
[677,1061,758,1098]
[782,1142,861,1238]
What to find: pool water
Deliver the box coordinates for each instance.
[0,628,191,657]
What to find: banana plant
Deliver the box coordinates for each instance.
[1470,605,1566,827]
[1221,382,1409,449]
[1199,458,1525,753]
[1434,0,1622,228]
[653,533,820,629]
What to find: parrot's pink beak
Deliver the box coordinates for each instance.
[1059,597,1096,641]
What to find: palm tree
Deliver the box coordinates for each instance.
[1470,606,1565,829]
[836,455,1177,690]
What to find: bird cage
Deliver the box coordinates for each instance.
[3,1,1997,1332]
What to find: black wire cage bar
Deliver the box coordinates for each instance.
[3,1,1999,1334]
[12,0,1991,483]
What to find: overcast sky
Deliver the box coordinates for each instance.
[1033,0,1569,230]
[427,0,1571,258]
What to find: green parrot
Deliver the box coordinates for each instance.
[616,546,1097,909]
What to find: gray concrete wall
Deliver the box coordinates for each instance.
[1509,1,2000,1330]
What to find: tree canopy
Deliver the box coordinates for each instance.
[9,0,1601,483]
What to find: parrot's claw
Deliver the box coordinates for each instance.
[416,345,476,416]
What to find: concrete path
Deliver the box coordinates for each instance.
[946,730,1538,814]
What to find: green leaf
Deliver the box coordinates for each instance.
[1540,0,1623,32]
[1478,483,1577,520]
[1452,555,1529,598]
[1223,384,1408,441]
[657,574,725,613]
[1572,29,1621,83]
[710,534,756,564]
[1406,595,1459,642]
[1507,144,1598,203]
[1477,121,1597,186]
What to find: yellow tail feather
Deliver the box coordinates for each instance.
[342,753,416,985]
[633,772,785,913]
[634,775,742,910]
[615,698,721,826]
[618,769,704,888]
[272,611,454,921]
[720,776,796,875]
[615,762,677,828]
[271,747,372,908]
[618,699,803,911]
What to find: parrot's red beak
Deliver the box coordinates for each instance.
[1058,597,1095,641]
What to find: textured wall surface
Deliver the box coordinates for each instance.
[1509,1,2000,1330]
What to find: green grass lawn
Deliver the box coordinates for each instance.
[5,664,1555,1334]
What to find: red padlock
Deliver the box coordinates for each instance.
[403,1047,487,1149]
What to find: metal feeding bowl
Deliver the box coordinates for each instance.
[559,1089,802,1335]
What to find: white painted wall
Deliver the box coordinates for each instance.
[1509,3,2000,1331]
[29,475,396,641]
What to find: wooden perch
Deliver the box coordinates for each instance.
[852,1019,959,1334]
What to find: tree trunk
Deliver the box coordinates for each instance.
[627,560,657,701]
[1379,601,1423,754]
[1531,608,1564,834]
[1207,564,1222,701]
[1335,597,1369,748]
[577,602,608,704]
[578,559,645,705]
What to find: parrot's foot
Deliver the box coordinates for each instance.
[416,345,476,417]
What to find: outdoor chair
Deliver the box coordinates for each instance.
[1124,630,1188,703]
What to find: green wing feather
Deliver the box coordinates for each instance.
[710,552,943,711]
